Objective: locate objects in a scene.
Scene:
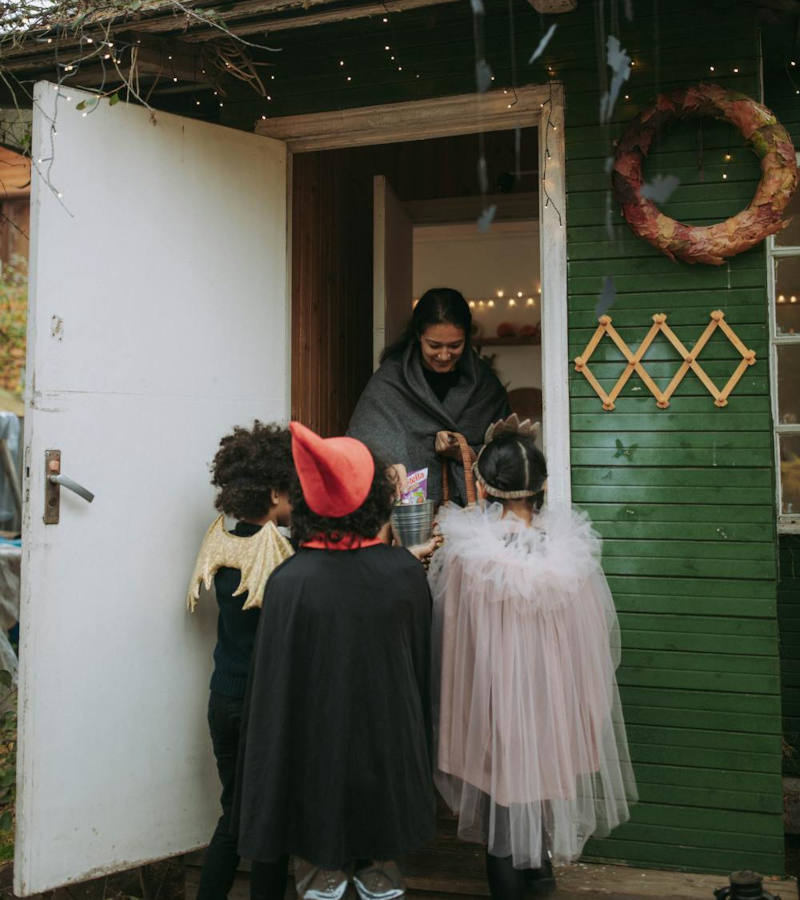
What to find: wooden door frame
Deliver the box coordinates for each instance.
[259,84,571,506]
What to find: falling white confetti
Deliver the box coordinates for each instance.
[528,24,557,64]
[599,35,631,124]
[478,155,489,195]
[477,204,497,233]
[641,174,680,203]
[475,59,493,93]
[595,275,617,318]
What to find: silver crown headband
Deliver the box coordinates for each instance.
[474,415,542,499]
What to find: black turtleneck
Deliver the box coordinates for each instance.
[422,365,461,403]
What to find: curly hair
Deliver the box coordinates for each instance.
[290,450,395,545]
[211,421,295,521]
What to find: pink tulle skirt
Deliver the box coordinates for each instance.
[430,503,637,868]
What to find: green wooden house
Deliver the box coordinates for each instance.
[2,0,799,892]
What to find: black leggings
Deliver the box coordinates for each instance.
[486,853,529,900]
[250,857,289,900]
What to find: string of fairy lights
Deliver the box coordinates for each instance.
[470,288,540,310]
[15,3,800,217]
[412,288,541,310]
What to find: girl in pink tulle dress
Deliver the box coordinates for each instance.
[429,418,637,899]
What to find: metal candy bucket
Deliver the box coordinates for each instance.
[391,500,435,547]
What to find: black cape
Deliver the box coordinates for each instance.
[347,344,510,504]
[235,544,436,868]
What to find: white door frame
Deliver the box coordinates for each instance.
[258,84,571,506]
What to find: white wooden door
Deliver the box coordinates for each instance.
[15,83,289,896]
[372,175,413,369]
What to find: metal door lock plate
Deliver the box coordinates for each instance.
[44,449,61,525]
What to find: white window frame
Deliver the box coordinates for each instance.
[767,150,800,532]
[259,85,571,506]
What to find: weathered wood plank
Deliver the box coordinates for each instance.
[572,467,773,487]
[571,415,772,432]
[608,575,775,599]
[622,629,777,657]
[619,613,777,638]
[583,837,783,876]
[571,431,773,450]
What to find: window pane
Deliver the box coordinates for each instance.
[781,434,800,515]
[778,345,800,424]
[776,185,800,246]
[775,257,800,335]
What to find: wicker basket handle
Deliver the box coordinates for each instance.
[439,432,477,507]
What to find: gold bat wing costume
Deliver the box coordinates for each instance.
[186,515,294,612]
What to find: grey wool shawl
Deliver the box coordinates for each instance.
[347,343,510,505]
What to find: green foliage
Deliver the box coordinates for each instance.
[0,674,16,841]
[0,257,26,400]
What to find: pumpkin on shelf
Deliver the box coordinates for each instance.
[518,323,541,340]
[496,322,517,338]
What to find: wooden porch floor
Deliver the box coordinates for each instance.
[184,864,799,900]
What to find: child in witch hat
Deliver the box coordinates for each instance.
[235,422,436,900]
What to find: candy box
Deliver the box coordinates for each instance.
[400,468,428,504]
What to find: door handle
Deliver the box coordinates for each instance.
[44,449,95,524]
[48,474,94,504]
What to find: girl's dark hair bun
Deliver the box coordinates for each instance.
[477,433,547,508]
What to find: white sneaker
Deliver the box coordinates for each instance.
[295,858,349,900]
[352,861,405,900]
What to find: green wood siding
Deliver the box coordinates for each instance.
[231,0,784,874]
[565,4,781,873]
[764,59,800,782]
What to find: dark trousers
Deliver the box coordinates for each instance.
[197,691,244,900]
[197,692,289,900]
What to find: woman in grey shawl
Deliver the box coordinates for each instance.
[348,288,510,505]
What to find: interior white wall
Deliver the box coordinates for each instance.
[412,220,541,390]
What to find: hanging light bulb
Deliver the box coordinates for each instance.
[488,300,495,308]
[526,297,535,306]
[792,296,798,303]
[517,291,523,298]
[469,300,476,308]
[509,299,516,307]
[497,289,504,298]
[778,294,786,303]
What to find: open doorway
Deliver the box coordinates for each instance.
[291,126,541,435]
[411,217,541,423]
[281,84,569,503]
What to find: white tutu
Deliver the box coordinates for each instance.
[429,502,637,868]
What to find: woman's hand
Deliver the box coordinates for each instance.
[435,431,461,459]
[388,463,408,498]
[435,431,476,466]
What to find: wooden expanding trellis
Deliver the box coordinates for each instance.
[573,310,756,410]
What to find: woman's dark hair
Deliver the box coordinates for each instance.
[380,287,472,363]
[477,432,547,510]
[211,421,295,520]
[290,450,395,544]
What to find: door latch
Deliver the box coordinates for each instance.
[44,450,95,525]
